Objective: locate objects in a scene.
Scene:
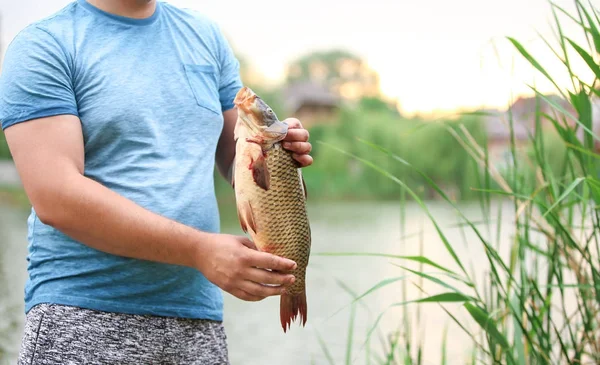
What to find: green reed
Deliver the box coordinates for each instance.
[316,0,600,363]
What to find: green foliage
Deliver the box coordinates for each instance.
[286,49,363,84]
[358,96,401,117]
[0,185,29,209]
[285,49,381,102]
[303,106,487,201]
[498,127,571,195]
[0,129,11,160]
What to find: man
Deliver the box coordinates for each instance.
[0,0,313,364]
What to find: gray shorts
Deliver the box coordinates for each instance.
[17,303,230,365]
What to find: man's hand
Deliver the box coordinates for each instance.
[197,234,297,301]
[216,112,313,184]
[281,118,313,168]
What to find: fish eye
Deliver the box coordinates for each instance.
[267,108,273,114]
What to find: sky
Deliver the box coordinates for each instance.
[0,0,595,116]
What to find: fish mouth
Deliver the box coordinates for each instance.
[234,86,256,107]
[261,120,288,144]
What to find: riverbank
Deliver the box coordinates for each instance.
[0,161,27,209]
[0,186,28,210]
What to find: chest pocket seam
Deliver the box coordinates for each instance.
[183,64,221,115]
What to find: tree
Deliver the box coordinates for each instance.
[0,129,10,160]
[285,49,382,102]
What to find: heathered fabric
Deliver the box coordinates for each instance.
[18,304,230,364]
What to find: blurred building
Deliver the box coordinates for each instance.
[281,81,340,128]
[508,95,577,131]
[483,109,530,168]
[483,94,600,167]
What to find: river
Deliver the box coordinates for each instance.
[1,199,519,364]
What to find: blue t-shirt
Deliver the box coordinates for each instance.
[0,0,243,321]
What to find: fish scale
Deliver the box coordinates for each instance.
[249,145,310,296]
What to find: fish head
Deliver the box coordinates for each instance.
[234,86,288,144]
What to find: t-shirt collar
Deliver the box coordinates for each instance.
[77,0,161,26]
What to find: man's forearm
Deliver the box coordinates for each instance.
[38,173,212,268]
[216,108,238,185]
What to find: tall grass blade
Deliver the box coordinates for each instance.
[324,276,408,321]
[315,330,336,365]
[565,142,600,159]
[577,0,600,54]
[590,0,600,26]
[533,89,600,140]
[391,265,468,295]
[550,4,578,90]
[566,39,600,80]
[551,2,587,29]
[507,37,561,92]
[441,324,448,365]
[352,276,408,304]
[412,292,474,303]
[463,303,515,364]
[585,175,600,204]
[363,293,474,349]
[314,252,457,274]
[509,295,526,365]
[570,89,594,154]
[542,177,584,217]
[345,302,356,365]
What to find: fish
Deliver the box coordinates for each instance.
[232,86,311,333]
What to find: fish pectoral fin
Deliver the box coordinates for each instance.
[236,200,257,234]
[251,153,270,190]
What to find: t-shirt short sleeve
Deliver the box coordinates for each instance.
[214,26,243,112]
[0,26,78,130]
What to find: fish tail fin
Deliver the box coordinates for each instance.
[280,289,307,333]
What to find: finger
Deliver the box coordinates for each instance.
[240,280,285,298]
[231,288,264,302]
[246,267,295,286]
[283,118,302,129]
[239,237,258,251]
[293,154,313,167]
[249,251,297,271]
[283,128,309,142]
[282,141,312,154]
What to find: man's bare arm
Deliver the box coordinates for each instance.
[215,108,237,184]
[5,114,296,301]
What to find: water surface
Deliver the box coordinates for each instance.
[1,200,519,364]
